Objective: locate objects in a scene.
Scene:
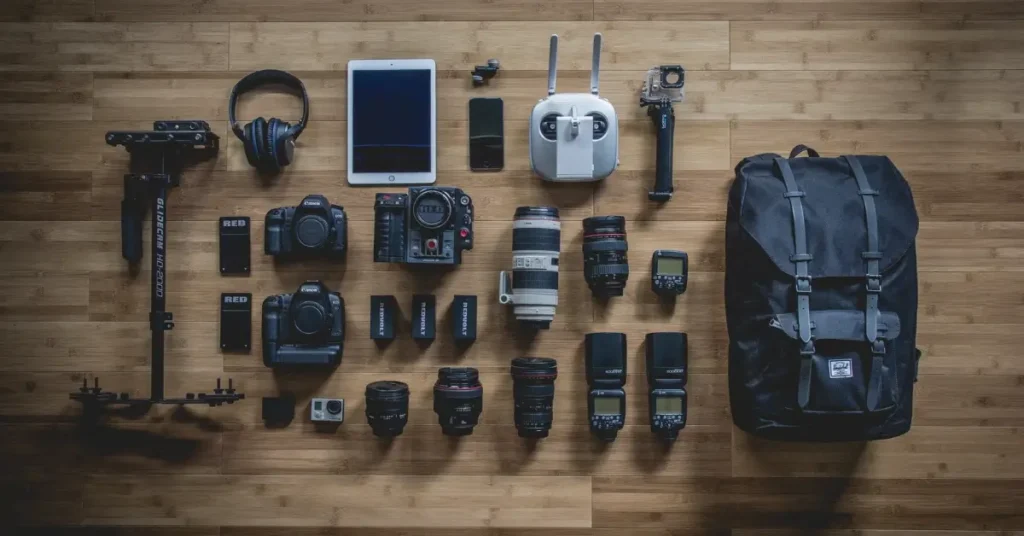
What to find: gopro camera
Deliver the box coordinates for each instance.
[585,332,627,442]
[310,398,344,423]
[640,65,686,201]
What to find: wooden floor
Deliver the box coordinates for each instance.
[2,0,1024,534]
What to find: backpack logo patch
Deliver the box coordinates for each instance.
[829,359,853,379]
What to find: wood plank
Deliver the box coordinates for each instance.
[91,69,1024,123]
[0,0,94,23]
[0,322,224,372]
[0,73,93,120]
[0,23,229,72]
[0,271,91,321]
[220,424,731,477]
[95,0,593,22]
[228,22,731,72]
[0,172,94,220]
[732,21,1024,70]
[732,427,1024,479]
[79,474,592,528]
[0,423,226,476]
[593,476,1024,530]
[731,120,1024,172]
[596,0,1024,21]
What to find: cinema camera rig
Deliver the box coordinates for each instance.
[70,121,244,409]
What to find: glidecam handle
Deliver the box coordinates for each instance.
[648,104,675,202]
[121,179,146,263]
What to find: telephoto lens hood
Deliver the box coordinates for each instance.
[510,357,559,438]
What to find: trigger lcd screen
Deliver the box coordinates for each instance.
[351,69,432,173]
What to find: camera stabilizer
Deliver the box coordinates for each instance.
[70,121,244,409]
[640,66,685,202]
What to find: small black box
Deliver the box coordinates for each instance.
[220,292,252,352]
[451,295,477,342]
[411,294,436,340]
[370,295,398,341]
[219,216,250,274]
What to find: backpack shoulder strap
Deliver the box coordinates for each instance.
[774,157,815,409]
[844,155,885,411]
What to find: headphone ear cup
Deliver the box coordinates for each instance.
[275,120,294,168]
[242,120,261,168]
[266,118,282,171]
[251,117,268,171]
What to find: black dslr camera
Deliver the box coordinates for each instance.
[262,281,345,368]
[374,187,475,265]
[265,195,347,259]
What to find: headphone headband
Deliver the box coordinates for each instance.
[228,69,310,142]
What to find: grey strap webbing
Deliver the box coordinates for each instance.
[845,155,885,411]
[775,157,815,409]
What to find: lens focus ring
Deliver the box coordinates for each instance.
[510,357,558,438]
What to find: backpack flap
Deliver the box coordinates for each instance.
[770,310,901,415]
[734,155,918,279]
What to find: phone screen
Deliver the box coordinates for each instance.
[469,98,504,171]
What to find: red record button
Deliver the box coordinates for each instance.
[426,238,438,250]
[459,228,469,238]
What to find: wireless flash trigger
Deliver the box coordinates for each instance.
[229,69,310,174]
[529,33,619,182]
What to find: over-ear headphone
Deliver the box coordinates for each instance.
[229,69,310,173]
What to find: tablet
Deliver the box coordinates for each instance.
[347,59,437,185]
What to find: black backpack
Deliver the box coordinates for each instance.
[725,145,921,441]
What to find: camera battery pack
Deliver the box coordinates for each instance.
[219,216,250,274]
[412,294,436,340]
[220,293,252,352]
[370,295,398,341]
[451,295,478,342]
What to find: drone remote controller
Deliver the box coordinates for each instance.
[529,34,619,182]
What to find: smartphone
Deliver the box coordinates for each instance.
[469,97,504,171]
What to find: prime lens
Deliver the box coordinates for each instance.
[499,206,561,329]
[510,357,558,438]
[582,215,629,297]
[365,381,410,438]
[433,367,483,436]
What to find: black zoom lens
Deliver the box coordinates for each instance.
[510,357,558,438]
[365,381,410,438]
[582,216,629,297]
[433,367,483,436]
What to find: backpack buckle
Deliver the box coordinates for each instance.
[866,277,882,294]
[871,339,886,355]
[795,275,812,294]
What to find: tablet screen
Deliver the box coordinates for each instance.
[351,69,432,173]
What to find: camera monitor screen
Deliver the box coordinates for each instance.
[656,257,684,276]
[655,397,684,415]
[348,59,436,185]
[594,396,622,416]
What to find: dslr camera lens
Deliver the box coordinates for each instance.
[510,357,558,438]
[365,381,410,438]
[499,206,561,329]
[433,367,483,436]
[582,216,629,298]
